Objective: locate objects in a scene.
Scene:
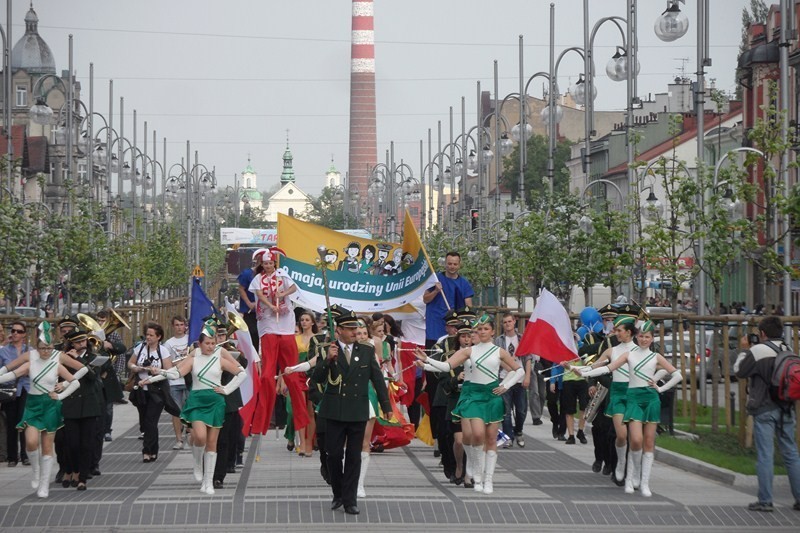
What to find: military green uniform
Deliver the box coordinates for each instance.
[61,347,103,484]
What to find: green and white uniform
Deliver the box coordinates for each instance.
[605,340,634,417]
[180,348,226,428]
[451,342,504,424]
[17,350,64,432]
[623,346,661,423]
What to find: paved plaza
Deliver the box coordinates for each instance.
[0,405,798,532]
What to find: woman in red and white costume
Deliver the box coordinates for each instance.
[248,247,310,440]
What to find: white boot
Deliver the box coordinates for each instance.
[192,445,204,482]
[28,449,40,490]
[614,444,627,483]
[640,452,654,497]
[624,452,635,494]
[631,449,642,489]
[482,450,497,494]
[464,445,473,482]
[357,452,369,498]
[472,445,485,492]
[202,451,217,495]
[37,455,54,498]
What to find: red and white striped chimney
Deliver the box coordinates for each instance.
[348,0,377,204]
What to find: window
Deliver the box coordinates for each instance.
[246,178,251,188]
[15,85,27,107]
[77,162,87,183]
[288,207,295,217]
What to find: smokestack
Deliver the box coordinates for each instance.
[348,0,377,203]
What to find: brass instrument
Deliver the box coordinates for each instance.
[226,310,249,337]
[104,309,131,335]
[77,313,106,350]
[583,383,609,423]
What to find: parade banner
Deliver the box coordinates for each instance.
[277,211,438,316]
[220,227,278,246]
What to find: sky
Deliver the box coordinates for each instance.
[20,0,750,198]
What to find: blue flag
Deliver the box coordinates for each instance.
[189,277,217,344]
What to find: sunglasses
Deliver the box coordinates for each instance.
[10,328,25,334]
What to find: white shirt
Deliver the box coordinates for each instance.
[468,342,502,386]
[164,335,189,387]
[400,298,426,346]
[610,340,635,383]
[27,350,61,396]
[191,347,222,391]
[249,271,297,336]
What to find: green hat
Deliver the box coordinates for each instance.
[201,319,218,339]
[334,308,360,328]
[471,313,492,328]
[613,315,636,327]
[639,320,655,333]
[38,321,53,345]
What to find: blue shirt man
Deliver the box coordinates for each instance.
[423,252,474,346]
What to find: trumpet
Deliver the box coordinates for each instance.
[537,353,596,375]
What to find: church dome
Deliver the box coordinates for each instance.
[11,7,56,75]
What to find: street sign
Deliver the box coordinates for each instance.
[192,265,205,278]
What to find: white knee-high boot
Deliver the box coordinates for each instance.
[464,445,473,481]
[472,445,485,492]
[357,452,369,498]
[37,455,54,498]
[28,449,40,490]
[482,450,498,494]
[631,449,642,489]
[624,452,635,494]
[640,452,654,497]
[202,451,217,495]
[192,445,204,482]
[614,444,627,483]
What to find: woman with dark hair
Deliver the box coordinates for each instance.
[140,320,246,495]
[127,322,173,463]
[360,245,376,274]
[291,310,318,456]
[415,315,524,495]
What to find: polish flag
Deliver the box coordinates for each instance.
[225,300,261,436]
[517,288,578,363]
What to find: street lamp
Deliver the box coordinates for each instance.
[654,0,690,42]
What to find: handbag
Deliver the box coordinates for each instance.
[124,374,138,393]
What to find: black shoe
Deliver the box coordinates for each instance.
[62,479,71,488]
[748,501,774,512]
[227,466,236,474]
[591,461,602,473]
[76,482,87,491]
[793,501,800,511]
[287,442,294,452]
[331,498,343,511]
[371,443,384,453]
[114,399,129,405]
[91,469,101,476]
[55,470,64,484]
[138,433,144,440]
[7,461,17,467]
[433,449,441,458]
[464,478,474,489]
[532,418,543,426]
[344,505,360,515]
[236,454,244,467]
[213,480,223,489]
[557,434,567,442]
[454,475,464,485]
[71,478,79,488]
[611,471,625,487]
[577,430,587,444]
[602,464,613,476]
[565,436,576,445]
[551,426,559,439]
[22,457,30,466]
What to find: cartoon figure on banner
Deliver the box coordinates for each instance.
[338,242,362,273]
[323,248,339,268]
[401,252,414,272]
[372,243,392,276]
[360,245,376,275]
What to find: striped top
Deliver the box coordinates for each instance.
[610,341,635,383]
[191,347,222,391]
[626,346,659,388]
[468,342,501,385]
[29,350,61,396]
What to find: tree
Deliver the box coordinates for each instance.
[501,134,573,205]
[735,0,769,100]
[302,186,347,229]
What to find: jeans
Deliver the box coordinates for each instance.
[502,383,528,437]
[528,361,546,422]
[753,407,800,504]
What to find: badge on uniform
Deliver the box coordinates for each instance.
[354,356,359,362]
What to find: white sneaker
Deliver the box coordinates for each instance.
[515,436,525,448]
[482,481,493,494]
[474,482,483,492]
[357,486,366,498]
[172,440,184,450]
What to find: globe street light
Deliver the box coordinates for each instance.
[654,0,690,42]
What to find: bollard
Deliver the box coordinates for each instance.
[730,391,736,428]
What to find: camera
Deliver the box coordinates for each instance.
[747,333,760,346]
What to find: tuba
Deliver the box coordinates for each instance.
[77,313,105,341]
[104,308,131,336]
[226,310,249,337]
[583,383,609,423]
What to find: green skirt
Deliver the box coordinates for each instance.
[624,386,661,423]
[451,381,504,424]
[604,381,629,417]
[180,389,225,428]
[17,393,63,433]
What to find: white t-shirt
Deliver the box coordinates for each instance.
[249,272,297,336]
[164,335,189,387]
[400,297,426,346]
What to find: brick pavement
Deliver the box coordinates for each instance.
[0,403,798,532]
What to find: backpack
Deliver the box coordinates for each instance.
[764,341,800,404]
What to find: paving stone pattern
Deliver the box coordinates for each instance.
[0,407,799,531]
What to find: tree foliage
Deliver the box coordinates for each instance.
[501,134,573,205]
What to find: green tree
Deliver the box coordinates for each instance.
[302,186,347,229]
[735,0,768,100]
[501,134,573,205]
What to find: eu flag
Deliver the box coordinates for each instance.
[188,277,217,344]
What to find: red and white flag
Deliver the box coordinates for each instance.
[517,288,578,363]
[225,299,261,436]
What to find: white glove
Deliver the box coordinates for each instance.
[56,379,81,400]
[72,366,89,380]
[423,362,445,373]
[581,366,610,378]
[424,357,451,373]
[0,366,8,376]
[656,370,682,393]
[285,361,311,375]
[222,369,247,395]
[653,368,669,382]
[499,367,525,389]
[0,371,17,384]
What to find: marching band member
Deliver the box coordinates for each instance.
[576,320,682,496]
[440,319,474,486]
[415,314,523,495]
[0,323,84,497]
[139,319,247,495]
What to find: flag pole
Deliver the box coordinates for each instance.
[406,209,451,310]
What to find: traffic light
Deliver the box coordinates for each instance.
[470,208,479,230]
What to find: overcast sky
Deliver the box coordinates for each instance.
[24,0,749,197]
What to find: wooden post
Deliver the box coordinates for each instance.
[722,323,731,432]
[688,320,696,431]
